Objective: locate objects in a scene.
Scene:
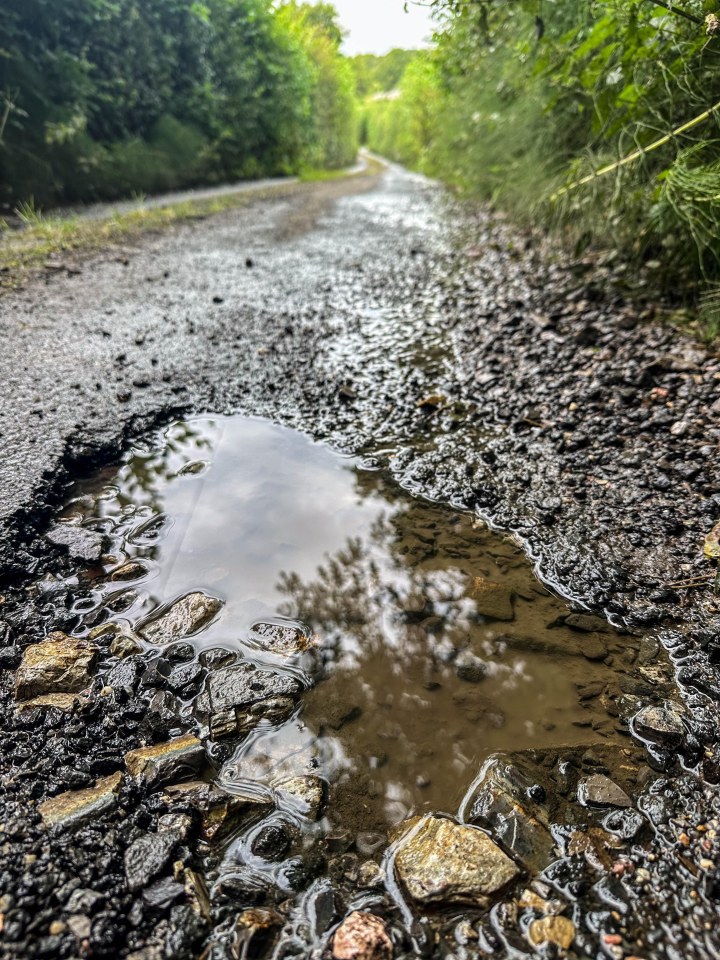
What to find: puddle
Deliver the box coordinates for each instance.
[62,417,650,825]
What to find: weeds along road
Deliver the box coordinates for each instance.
[2,160,720,957]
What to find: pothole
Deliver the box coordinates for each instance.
[21,415,683,957]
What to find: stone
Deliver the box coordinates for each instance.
[455,650,487,683]
[109,561,149,582]
[15,632,98,700]
[249,620,314,656]
[632,703,685,747]
[139,592,223,645]
[142,877,184,909]
[581,636,608,661]
[15,692,88,713]
[125,734,206,788]
[106,656,144,694]
[194,662,301,738]
[332,912,393,960]
[124,831,180,892]
[563,614,608,633]
[471,577,514,621]
[110,634,144,658]
[274,775,326,820]
[578,774,631,808]
[463,755,555,872]
[163,780,271,843]
[528,916,575,950]
[393,816,519,907]
[46,522,105,562]
[39,772,123,830]
[65,888,103,913]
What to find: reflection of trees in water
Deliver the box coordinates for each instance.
[276,479,479,670]
[108,420,219,515]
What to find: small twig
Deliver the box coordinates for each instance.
[641,0,704,26]
[666,574,715,589]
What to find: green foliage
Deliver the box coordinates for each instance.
[0,0,359,206]
[350,49,419,97]
[364,0,720,313]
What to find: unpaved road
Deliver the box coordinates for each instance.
[2,163,720,958]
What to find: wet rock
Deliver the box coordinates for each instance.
[578,774,631,808]
[332,912,393,960]
[471,577,514,621]
[163,780,271,842]
[233,908,284,958]
[455,650,487,683]
[65,888,104,913]
[125,734,206,788]
[528,916,575,950]
[138,592,223,645]
[46,522,106,562]
[39,772,123,829]
[109,560,149,582]
[463,756,555,871]
[250,620,314,656]
[393,816,519,907]
[106,656,144,694]
[15,632,98,699]
[274,775,326,820]
[563,614,608,633]
[194,662,301,739]
[110,634,144,658]
[124,831,180,892]
[251,822,292,861]
[142,877,184,909]
[632,703,685,747]
[602,808,645,841]
[15,692,89,713]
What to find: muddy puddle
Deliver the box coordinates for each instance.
[47,415,677,953]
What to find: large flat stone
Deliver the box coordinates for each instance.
[138,592,223,645]
[125,734,206,788]
[394,816,519,907]
[15,632,98,700]
[39,772,123,829]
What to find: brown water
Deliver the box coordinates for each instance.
[65,416,640,839]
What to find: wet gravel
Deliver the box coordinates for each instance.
[1,163,720,958]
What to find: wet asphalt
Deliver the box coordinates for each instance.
[2,162,720,958]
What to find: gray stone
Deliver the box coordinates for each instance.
[163,780,271,843]
[124,831,180,891]
[578,774,631,809]
[15,632,98,700]
[563,614,608,633]
[249,620,314,656]
[125,734,206,788]
[632,703,685,747]
[394,816,519,907]
[39,772,123,830]
[195,662,301,738]
[47,523,106,562]
[139,592,223,645]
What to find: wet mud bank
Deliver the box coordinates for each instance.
[0,165,719,958]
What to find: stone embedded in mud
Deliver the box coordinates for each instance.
[274,775,327,821]
[528,916,575,951]
[562,614,608,633]
[46,522,106,562]
[332,912,393,960]
[125,734,206,788]
[463,756,555,872]
[15,692,89,713]
[15,632,98,700]
[455,650,488,683]
[138,591,223,645]
[163,780,272,842]
[578,774,631,809]
[393,816,519,907]
[581,636,608,661]
[39,771,123,829]
[250,620,314,656]
[632,703,685,747]
[124,830,181,892]
[194,662,302,739]
[471,577,514,621]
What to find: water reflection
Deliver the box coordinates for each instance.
[66,416,631,836]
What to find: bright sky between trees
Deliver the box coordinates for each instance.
[333,0,435,55]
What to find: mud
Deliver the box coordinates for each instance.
[1,163,720,959]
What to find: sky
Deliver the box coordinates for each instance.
[333,0,435,56]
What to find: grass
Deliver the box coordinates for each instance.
[0,159,382,292]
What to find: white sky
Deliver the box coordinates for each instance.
[333,0,435,55]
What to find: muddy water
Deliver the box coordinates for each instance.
[63,416,641,843]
